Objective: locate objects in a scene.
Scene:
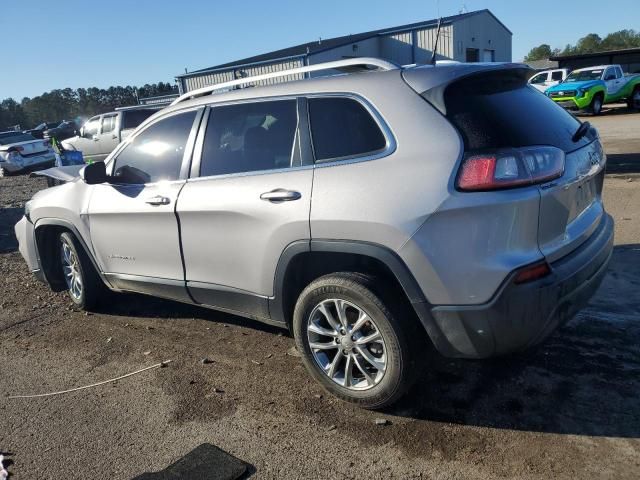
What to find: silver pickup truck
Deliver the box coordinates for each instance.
[62,106,159,162]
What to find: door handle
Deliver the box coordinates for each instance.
[145,195,171,206]
[92,135,99,141]
[260,189,301,202]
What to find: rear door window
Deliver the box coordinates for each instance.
[111,111,197,184]
[442,69,592,153]
[199,99,297,177]
[307,97,386,162]
[551,70,564,81]
[101,115,116,134]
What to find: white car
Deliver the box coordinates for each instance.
[528,68,570,92]
[0,131,56,177]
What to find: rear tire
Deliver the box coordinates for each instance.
[293,272,417,409]
[59,232,105,310]
[590,94,603,115]
[627,87,640,111]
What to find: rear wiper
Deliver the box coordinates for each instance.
[572,121,591,142]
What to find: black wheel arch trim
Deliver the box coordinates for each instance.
[269,238,436,327]
[33,218,113,290]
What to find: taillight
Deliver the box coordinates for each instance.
[514,261,551,284]
[456,146,565,191]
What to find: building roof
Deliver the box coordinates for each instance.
[177,9,511,79]
[550,47,640,61]
[523,59,559,70]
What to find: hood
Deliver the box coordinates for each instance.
[547,79,602,93]
[30,165,84,183]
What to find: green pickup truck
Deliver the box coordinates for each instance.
[545,64,640,115]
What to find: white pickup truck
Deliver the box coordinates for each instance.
[528,68,570,93]
[62,106,159,162]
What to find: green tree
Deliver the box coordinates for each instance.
[524,44,554,61]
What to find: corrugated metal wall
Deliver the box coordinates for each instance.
[183,58,304,93]
[415,24,453,63]
[380,31,413,65]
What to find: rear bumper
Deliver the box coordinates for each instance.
[422,213,614,359]
[0,153,56,173]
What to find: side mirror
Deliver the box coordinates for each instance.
[82,161,108,184]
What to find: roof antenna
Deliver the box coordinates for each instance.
[430,17,442,65]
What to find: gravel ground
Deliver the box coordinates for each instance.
[1,114,639,479]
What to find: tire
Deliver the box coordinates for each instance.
[627,87,640,111]
[293,272,417,409]
[590,94,603,115]
[59,232,105,310]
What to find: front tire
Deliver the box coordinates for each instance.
[293,273,416,409]
[590,94,603,115]
[59,232,105,310]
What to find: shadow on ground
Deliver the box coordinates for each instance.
[606,153,640,174]
[391,244,640,438]
[0,207,25,253]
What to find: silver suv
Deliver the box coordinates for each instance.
[15,58,614,408]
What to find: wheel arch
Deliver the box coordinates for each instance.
[34,219,111,291]
[270,240,431,331]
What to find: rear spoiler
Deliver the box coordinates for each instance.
[402,62,532,115]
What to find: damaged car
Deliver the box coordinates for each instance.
[15,58,614,408]
[0,131,56,177]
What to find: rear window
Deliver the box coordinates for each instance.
[123,109,156,129]
[0,133,35,145]
[308,97,387,161]
[441,70,591,153]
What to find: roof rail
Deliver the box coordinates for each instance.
[171,57,399,106]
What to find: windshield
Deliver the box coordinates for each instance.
[0,132,36,145]
[565,69,603,82]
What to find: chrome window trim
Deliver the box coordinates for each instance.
[305,92,397,169]
[191,96,301,181]
[104,106,204,187]
[187,92,396,181]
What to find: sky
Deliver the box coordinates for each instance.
[2,0,639,100]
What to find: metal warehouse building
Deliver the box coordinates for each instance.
[175,9,512,94]
[551,48,640,74]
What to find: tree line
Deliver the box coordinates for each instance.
[1,82,178,130]
[525,29,640,62]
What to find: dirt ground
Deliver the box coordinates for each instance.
[1,112,639,479]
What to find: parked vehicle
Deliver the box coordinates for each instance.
[23,122,59,139]
[15,58,613,408]
[546,64,640,114]
[44,120,79,141]
[62,107,159,162]
[0,131,56,177]
[528,68,569,92]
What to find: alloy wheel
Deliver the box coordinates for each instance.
[307,298,387,390]
[61,241,83,301]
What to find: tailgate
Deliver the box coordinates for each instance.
[538,140,606,262]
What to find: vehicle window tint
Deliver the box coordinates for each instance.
[0,133,35,145]
[123,109,156,129]
[101,116,116,134]
[112,111,196,184]
[615,67,623,78]
[530,73,546,84]
[442,69,590,153]
[200,100,297,177]
[308,97,386,161]
[84,117,100,137]
[551,71,564,81]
